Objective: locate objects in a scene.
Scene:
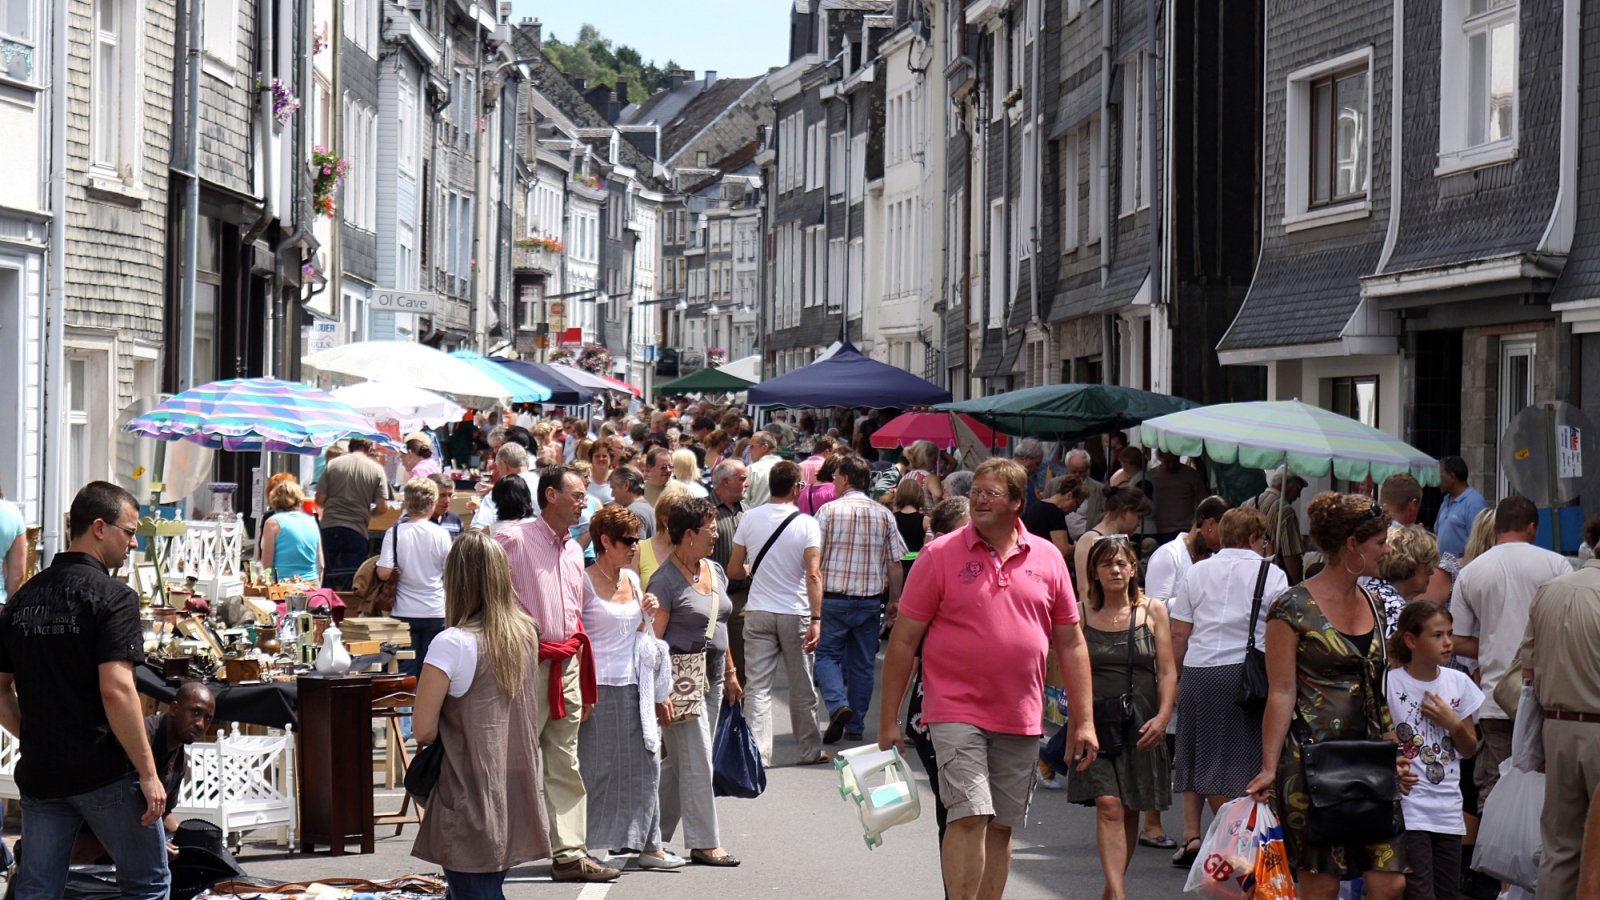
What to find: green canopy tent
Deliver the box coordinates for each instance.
[652,367,756,397]
[935,383,1200,441]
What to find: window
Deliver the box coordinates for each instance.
[829,131,847,198]
[398,223,415,289]
[398,73,417,175]
[947,192,962,307]
[1060,134,1079,253]
[806,123,823,191]
[66,358,91,491]
[991,24,1007,120]
[1,0,32,43]
[847,238,863,318]
[519,285,541,330]
[1497,337,1534,496]
[203,0,237,67]
[849,133,866,200]
[1086,117,1104,243]
[91,0,122,172]
[342,97,377,231]
[1439,0,1517,172]
[1285,50,1372,226]
[194,216,219,387]
[1308,66,1370,208]
[1330,375,1378,428]
[806,226,823,307]
[828,236,845,312]
[1019,125,1035,258]
[344,0,375,56]
[988,200,1005,329]
[1119,51,1149,214]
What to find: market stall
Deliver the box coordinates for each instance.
[936,383,1199,441]
[651,366,757,397]
[302,341,516,409]
[747,341,950,408]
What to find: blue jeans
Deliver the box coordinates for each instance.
[17,774,169,900]
[320,525,370,590]
[443,868,507,900]
[396,616,446,678]
[814,596,882,734]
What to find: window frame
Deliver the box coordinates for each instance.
[1437,0,1519,175]
[1305,63,1372,211]
[1283,47,1375,230]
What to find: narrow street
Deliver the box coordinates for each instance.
[232,659,1201,899]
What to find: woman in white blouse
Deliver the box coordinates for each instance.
[1166,507,1288,867]
[576,505,682,869]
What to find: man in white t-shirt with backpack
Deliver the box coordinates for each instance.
[728,460,829,766]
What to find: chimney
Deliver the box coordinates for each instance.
[518,16,542,50]
[614,77,629,104]
[704,70,717,89]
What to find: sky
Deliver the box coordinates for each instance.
[510,1,793,81]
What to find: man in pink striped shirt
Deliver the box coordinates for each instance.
[496,465,616,884]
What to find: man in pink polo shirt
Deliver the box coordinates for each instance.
[880,457,1097,900]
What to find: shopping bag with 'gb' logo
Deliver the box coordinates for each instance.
[1184,798,1259,899]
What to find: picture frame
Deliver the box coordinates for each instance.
[133,564,161,600]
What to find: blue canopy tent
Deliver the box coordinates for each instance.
[492,358,595,405]
[449,350,553,402]
[746,341,951,409]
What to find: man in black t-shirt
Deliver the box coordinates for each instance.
[1023,476,1079,561]
[0,481,171,900]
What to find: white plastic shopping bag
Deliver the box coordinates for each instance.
[1185,798,1260,899]
[1511,683,1544,773]
[1472,758,1544,891]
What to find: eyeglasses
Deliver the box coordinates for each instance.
[1092,534,1132,547]
[615,535,641,547]
[1358,503,1385,524]
[970,488,1009,502]
[106,521,139,539]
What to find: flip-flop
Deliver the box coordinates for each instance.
[1172,836,1203,868]
[1139,830,1176,849]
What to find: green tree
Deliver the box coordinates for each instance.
[543,23,680,105]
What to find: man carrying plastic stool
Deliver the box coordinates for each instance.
[878,458,1098,900]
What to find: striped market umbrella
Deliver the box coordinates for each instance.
[1138,400,1439,486]
[124,377,397,455]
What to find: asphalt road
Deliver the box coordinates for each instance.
[235,656,1210,899]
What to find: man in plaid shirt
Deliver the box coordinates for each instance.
[815,454,907,743]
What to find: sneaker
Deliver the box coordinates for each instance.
[551,856,621,882]
[1039,771,1065,790]
[823,706,854,745]
[637,851,687,870]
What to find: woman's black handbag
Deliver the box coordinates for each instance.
[1293,589,1402,846]
[1089,605,1138,760]
[1234,561,1272,713]
[405,740,446,806]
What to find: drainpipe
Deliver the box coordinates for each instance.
[1099,0,1111,290]
[243,0,279,244]
[998,12,1011,378]
[41,0,68,560]
[329,0,342,334]
[470,23,484,351]
[1146,0,1161,391]
[178,0,202,391]
[1027,0,1040,325]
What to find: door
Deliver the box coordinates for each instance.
[1498,338,1535,498]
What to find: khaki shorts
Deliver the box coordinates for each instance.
[927,721,1038,829]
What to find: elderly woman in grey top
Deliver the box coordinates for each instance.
[650,496,743,868]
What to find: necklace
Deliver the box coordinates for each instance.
[672,551,701,583]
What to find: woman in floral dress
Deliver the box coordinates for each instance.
[1246,492,1420,900]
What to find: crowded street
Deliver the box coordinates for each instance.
[0,0,1594,897]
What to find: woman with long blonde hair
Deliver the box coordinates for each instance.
[412,532,549,899]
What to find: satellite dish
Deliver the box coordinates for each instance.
[1498,401,1597,507]
[114,397,214,505]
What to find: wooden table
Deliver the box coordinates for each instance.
[296,674,374,855]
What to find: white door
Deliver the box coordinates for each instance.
[1497,338,1535,498]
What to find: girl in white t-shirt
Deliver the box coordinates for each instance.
[1384,599,1484,900]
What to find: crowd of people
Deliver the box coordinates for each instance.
[0,394,1595,900]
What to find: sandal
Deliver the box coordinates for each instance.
[1172,836,1202,868]
[1139,830,1176,849]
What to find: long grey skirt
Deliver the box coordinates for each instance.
[1172,663,1262,797]
[577,683,662,853]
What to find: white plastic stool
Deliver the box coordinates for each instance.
[834,744,921,849]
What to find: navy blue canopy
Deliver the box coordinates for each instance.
[747,341,951,409]
[492,358,595,405]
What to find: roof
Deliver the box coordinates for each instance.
[1217,241,1381,352]
[661,76,767,163]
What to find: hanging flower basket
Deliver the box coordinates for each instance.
[576,173,605,192]
[515,236,564,253]
[705,347,726,366]
[548,348,577,366]
[312,24,329,55]
[578,343,613,375]
[311,146,350,219]
[256,74,301,126]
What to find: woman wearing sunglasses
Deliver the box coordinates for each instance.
[577,506,685,870]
